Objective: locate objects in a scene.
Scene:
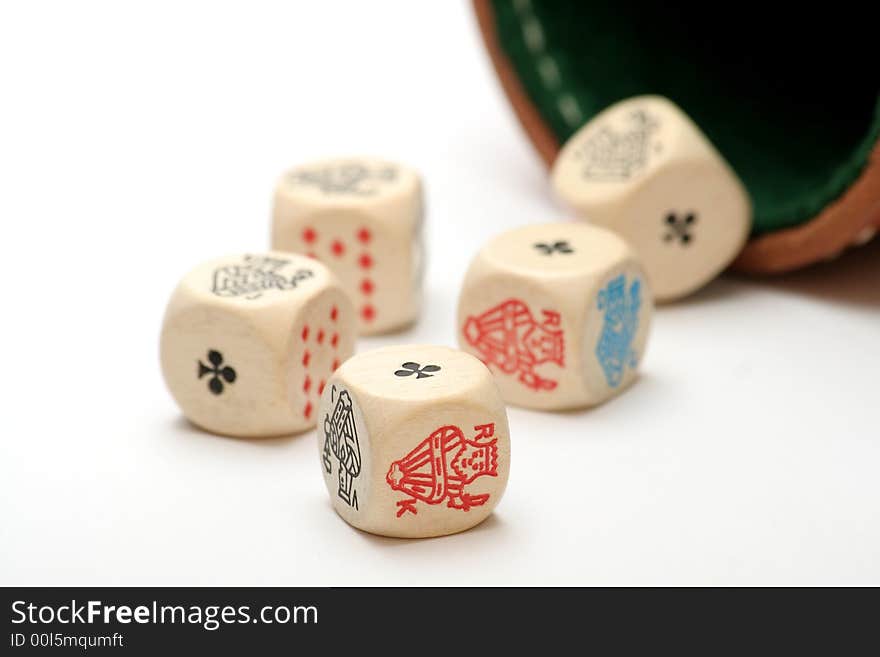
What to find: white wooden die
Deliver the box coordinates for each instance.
[272,157,424,335]
[551,95,751,302]
[457,223,653,411]
[317,345,510,539]
[160,252,356,437]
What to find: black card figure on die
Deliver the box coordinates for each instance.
[290,163,398,196]
[197,350,236,395]
[211,254,314,299]
[576,109,659,181]
[322,386,362,509]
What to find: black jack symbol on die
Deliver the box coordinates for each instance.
[290,163,397,196]
[577,109,660,181]
[533,240,574,255]
[197,350,237,395]
[322,386,361,509]
[663,212,697,245]
[394,362,441,379]
[211,255,314,300]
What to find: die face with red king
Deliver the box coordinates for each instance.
[160,252,356,438]
[317,345,510,539]
[457,223,653,411]
[272,157,424,335]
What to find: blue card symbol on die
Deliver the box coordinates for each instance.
[595,275,641,387]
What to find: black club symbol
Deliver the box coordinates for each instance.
[663,212,697,245]
[394,362,441,379]
[534,240,574,255]
[198,350,237,395]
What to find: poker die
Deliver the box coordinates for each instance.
[160,252,356,437]
[272,157,424,335]
[317,345,510,538]
[551,95,751,302]
[457,223,653,411]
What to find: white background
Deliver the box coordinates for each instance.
[1,1,878,586]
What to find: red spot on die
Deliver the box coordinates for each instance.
[332,358,340,371]
[330,306,338,322]
[361,305,376,322]
[304,402,313,419]
[307,252,317,259]
[357,227,371,244]
[358,253,373,269]
[301,325,309,341]
[302,227,317,244]
[303,375,311,393]
[318,380,326,395]
[330,333,339,348]
[302,350,311,367]
[330,240,345,257]
[317,329,325,344]
[360,278,374,295]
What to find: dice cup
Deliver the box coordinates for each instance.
[474,0,880,274]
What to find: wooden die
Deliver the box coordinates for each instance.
[457,223,652,411]
[317,345,510,538]
[160,252,356,437]
[551,96,751,301]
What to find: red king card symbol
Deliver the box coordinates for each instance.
[463,298,564,391]
[386,423,498,518]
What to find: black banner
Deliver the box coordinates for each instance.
[1,587,875,652]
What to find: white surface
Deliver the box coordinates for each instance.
[1,1,878,586]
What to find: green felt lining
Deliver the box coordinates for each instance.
[492,0,880,235]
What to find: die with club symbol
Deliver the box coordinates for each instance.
[160,252,356,437]
[317,344,510,538]
[272,157,425,335]
[457,222,653,411]
[551,95,751,301]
